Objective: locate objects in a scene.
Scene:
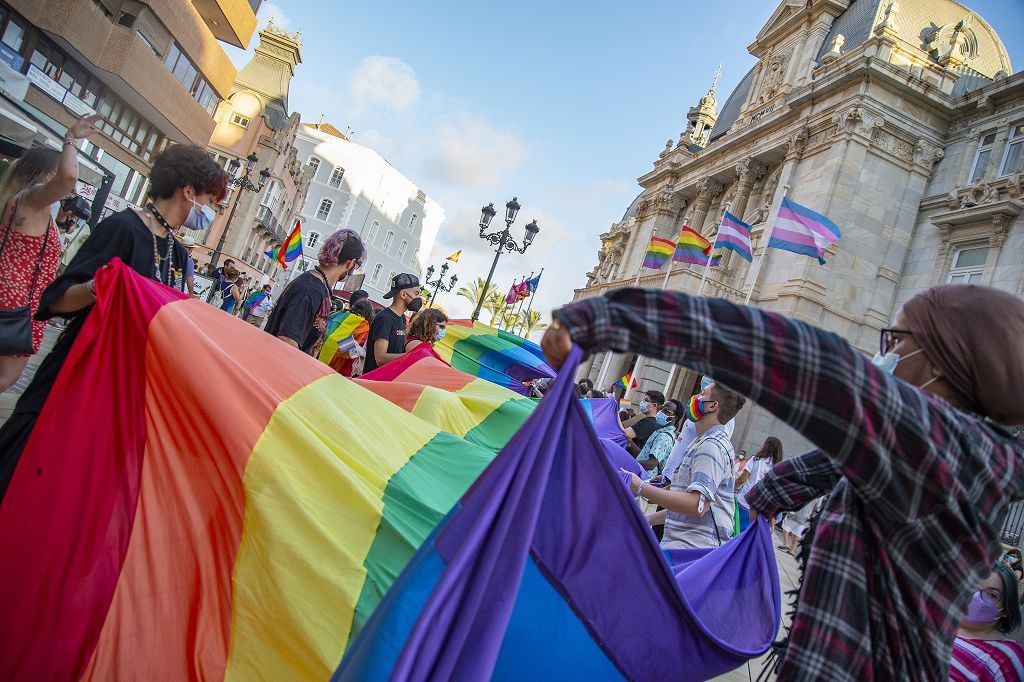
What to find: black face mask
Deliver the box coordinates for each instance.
[407,296,424,313]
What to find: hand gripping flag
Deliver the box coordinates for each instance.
[768,197,841,265]
[265,220,303,268]
[446,250,462,262]
[335,346,781,681]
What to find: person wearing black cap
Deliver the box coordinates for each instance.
[349,289,369,308]
[264,229,366,355]
[363,272,422,373]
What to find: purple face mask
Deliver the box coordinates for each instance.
[965,590,1002,624]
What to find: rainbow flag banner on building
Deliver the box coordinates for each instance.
[0,262,646,680]
[265,220,303,268]
[673,226,712,266]
[714,212,754,262]
[642,235,675,270]
[335,347,781,681]
[434,319,555,396]
[768,196,842,264]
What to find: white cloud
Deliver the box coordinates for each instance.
[350,56,422,113]
[424,111,526,190]
[259,2,292,29]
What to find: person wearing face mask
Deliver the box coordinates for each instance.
[634,399,683,476]
[621,383,745,549]
[363,273,422,374]
[623,389,665,455]
[950,563,1024,681]
[264,229,365,356]
[541,283,1024,681]
[660,377,737,487]
[0,144,228,496]
[404,308,448,352]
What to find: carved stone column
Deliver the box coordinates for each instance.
[689,178,723,233]
[730,159,768,220]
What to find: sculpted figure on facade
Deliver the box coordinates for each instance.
[758,53,789,103]
[959,179,1001,208]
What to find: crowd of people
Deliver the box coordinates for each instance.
[2,118,1024,680]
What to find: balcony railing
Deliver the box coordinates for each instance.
[255,205,288,243]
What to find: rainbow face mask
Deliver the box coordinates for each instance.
[685,395,711,422]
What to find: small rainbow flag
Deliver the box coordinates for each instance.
[673,226,713,266]
[614,371,637,390]
[446,250,462,262]
[618,397,632,410]
[241,291,266,319]
[265,220,303,268]
[642,235,675,270]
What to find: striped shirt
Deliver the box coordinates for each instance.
[662,424,735,549]
[553,286,1024,681]
[949,636,1024,681]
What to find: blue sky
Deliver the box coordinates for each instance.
[225,0,1024,325]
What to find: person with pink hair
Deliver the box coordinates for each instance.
[264,229,365,356]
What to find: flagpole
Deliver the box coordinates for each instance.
[744,185,789,305]
[516,268,540,337]
[497,274,524,328]
[508,271,533,330]
[696,202,730,298]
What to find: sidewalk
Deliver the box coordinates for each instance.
[0,322,61,428]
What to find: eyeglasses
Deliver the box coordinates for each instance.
[981,587,1004,606]
[879,328,913,356]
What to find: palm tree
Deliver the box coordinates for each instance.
[522,309,548,339]
[457,277,502,321]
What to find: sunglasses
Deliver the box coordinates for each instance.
[879,328,913,356]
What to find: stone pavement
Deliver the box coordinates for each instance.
[0,322,61,428]
[712,529,800,682]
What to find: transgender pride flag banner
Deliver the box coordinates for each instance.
[714,211,753,262]
[768,196,841,264]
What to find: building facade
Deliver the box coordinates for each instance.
[186,22,311,287]
[576,0,1022,456]
[293,122,445,303]
[0,0,258,218]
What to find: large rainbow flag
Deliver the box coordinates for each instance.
[0,261,640,679]
[433,319,555,396]
[336,346,781,680]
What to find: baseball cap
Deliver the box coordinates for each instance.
[383,273,420,299]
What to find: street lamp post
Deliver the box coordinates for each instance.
[470,197,540,322]
[208,152,271,273]
[424,262,458,308]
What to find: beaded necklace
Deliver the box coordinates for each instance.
[144,204,175,285]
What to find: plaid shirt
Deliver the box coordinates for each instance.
[555,287,1023,681]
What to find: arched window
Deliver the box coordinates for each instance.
[383,230,394,251]
[388,271,397,287]
[371,263,383,284]
[307,231,321,249]
[328,166,345,188]
[396,240,408,260]
[316,198,332,221]
[307,156,321,179]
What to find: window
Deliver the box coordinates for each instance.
[371,263,383,284]
[1,13,25,52]
[408,213,417,229]
[948,246,988,285]
[389,271,397,288]
[367,220,380,243]
[999,125,1024,177]
[328,166,345,188]
[383,231,394,251]
[970,133,997,183]
[230,113,250,128]
[396,240,408,260]
[164,42,218,114]
[316,198,333,221]
[307,232,321,249]
[307,156,321,179]
[261,181,280,210]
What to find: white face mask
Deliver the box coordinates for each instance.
[871,348,940,390]
[183,198,216,231]
[434,327,446,342]
[639,399,650,412]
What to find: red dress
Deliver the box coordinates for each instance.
[0,217,61,355]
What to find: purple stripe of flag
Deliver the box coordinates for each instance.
[770,226,820,248]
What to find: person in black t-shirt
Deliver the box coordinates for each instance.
[264,229,366,355]
[362,272,423,374]
[624,389,665,455]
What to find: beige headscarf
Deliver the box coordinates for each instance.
[901,284,1024,425]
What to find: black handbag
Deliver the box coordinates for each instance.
[0,198,50,356]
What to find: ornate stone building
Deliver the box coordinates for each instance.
[576,0,1022,456]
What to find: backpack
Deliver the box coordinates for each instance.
[210,279,234,308]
